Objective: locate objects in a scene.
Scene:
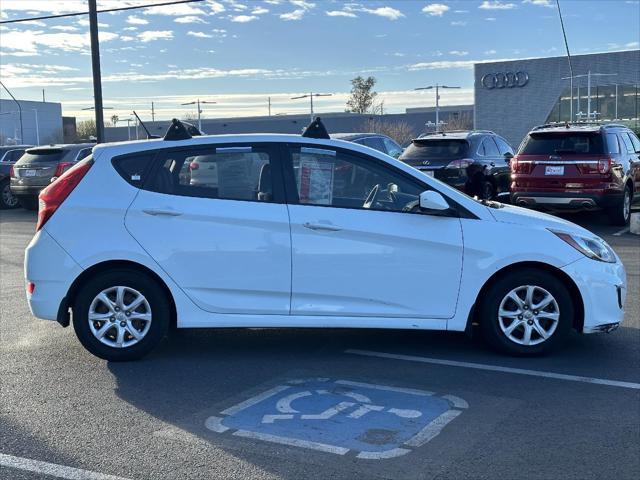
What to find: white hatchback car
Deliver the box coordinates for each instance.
[25,120,626,361]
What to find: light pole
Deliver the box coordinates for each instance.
[32,109,39,145]
[180,99,216,132]
[290,93,332,123]
[0,81,23,144]
[414,84,460,132]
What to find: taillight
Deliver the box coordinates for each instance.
[36,160,93,232]
[9,165,15,178]
[445,159,473,169]
[27,282,35,295]
[511,156,534,174]
[598,157,611,174]
[576,157,612,175]
[53,162,73,178]
[189,162,199,170]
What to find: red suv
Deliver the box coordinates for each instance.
[511,123,640,225]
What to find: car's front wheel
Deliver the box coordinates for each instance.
[72,269,170,361]
[479,268,573,355]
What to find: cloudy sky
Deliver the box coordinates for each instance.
[1,0,638,121]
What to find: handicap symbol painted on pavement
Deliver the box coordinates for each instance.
[205,378,468,459]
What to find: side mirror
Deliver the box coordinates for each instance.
[419,190,449,211]
[504,152,514,162]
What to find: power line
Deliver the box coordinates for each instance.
[0,0,205,25]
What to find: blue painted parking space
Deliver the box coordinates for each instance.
[205,378,468,459]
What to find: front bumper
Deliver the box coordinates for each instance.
[561,257,626,334]
[25,229,82,321]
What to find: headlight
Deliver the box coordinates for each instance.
[550,229,617,263]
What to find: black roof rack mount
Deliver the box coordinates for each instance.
[302,117,330,139]
[164,118,192,141]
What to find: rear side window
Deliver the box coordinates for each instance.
[382,137,403,158]
[519,133,604,155]
[113,153,156,187]
[401,139,469,160]
[75,148,93,162]
[495,137,513,155]
[147,145,274,202]
[629,132,640,152]
[363,137,386,153]
[620,133,636,153]
[606,134,620,154]
[18,149,65,164]
[480,137,500,156]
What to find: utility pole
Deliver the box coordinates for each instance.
[0,81,23,144]
[151,101,155,122]
[290,93,332,123]
[414,84,460,132]
[268,97,271,117]
[42,89,45,102]
[180,99,216,132]
[88,0,105,143]
[32,109,40,145]
[557,0,573,122]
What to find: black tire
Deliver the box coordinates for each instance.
[0,179,19,209]
[481,179,495,201]
[18,196,39,211]
[479,268,573,356]
[72,269,170,361]
[607,185,631,226]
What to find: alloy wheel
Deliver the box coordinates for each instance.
[88,286,152,348]
[2,183,18,208]
[623,189,631,222]
[497,285,560,346]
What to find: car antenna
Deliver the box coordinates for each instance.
[164,118,192,141]
[302,117,330,139]
[132,111,160,139]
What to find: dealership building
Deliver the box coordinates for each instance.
[0,99,64,146]
[474,49,640,148]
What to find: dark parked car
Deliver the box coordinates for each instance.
[399,130,514,199]
[331,133,404,158]
[10,143,94,210]
[0,145,32,209]
[511,123,640,225]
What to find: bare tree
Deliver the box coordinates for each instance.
[181,111,198,122]
[76,119,97,140]
[346,76,379,114]
[110,114,119,126]
[362,118,416,146]
[441,112,473,131]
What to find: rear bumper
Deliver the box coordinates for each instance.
[561,257,626,333]
[415,167,467,191]
[25,229,82,321]
[511,191,623,210]
[10,184,46,197]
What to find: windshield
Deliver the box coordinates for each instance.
[401,139,469,160]
[519,133,604,155]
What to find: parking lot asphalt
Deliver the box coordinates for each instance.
[1,207,638,480]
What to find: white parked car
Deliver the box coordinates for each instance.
[24,120,626,361]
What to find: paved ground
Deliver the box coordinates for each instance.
[1,207,638,480]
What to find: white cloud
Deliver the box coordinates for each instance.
[451,21,467,26]
[252,7,269,14]
[485,17,497,21]
[122,26,138,31]
[290,0,315,8]
[206,1,226,14]
[449,50,469,56]
[280,9,305,20]
[119,35,135,42]
[126,15,149,25]
[362,6,405,20]
[231,15,258,22]
[408,60,477,70]
[144,4,207,16]
[422,4,450,17]
[0,1,85,14]
[175,16,208,24]
[138,30,174,42]
[187,31,213,38]
[625,41,640,48]
[484,49,497,55]
[77,18,109,28]
[0,29,117,56]
[50,26,79,31]
[523,0,553,7]
[479,1,516,9]
[22,20,47,26]
[326,10,357,18]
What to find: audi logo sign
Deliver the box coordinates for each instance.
[481,71,529,89]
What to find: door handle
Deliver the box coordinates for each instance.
[303,222,342,232]
[142,208,182,217]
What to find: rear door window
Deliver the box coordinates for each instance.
[629,132,640,152]
[495,137,513,155]
[147,145,277,202]
[606,134,620,154]
[480,137,500,157]
[519,133,605,155]
[363,136,386,153]
[619,133,635,153]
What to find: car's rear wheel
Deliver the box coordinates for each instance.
[479,268,573,355]
[607,185,631,226]
[17,196,38,211]
[0,179,19,209]
[482,179,495,200]
[73,269,170,361]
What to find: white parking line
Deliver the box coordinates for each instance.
[0,453,130,480]
[612,227,630,236]
[345,349,640,390]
